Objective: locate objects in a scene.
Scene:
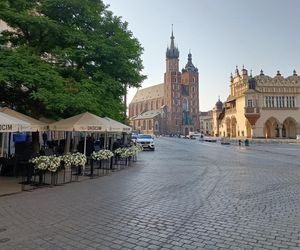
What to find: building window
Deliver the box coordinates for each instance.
[271,96,275,107]
[247,99,253,107]
[134,105,138,115]
[155,121,159,131]
[292,96,295,107]
[183,98,189,111]
[281,96,285,108]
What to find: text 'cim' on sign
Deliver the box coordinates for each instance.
[0,124,13,131]
[87,126,102,131]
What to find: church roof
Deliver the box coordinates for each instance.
[133,110,161,120]
[131,83,164,103]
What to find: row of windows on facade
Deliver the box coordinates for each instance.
[172,99,198,107]
[136,118,190,127]
[246,96,296,108]
[168,77,197,84]
[201,123,213,130]
[134,120,159,131]
[131,100,164,115]
[264,96,296,108]
[171,84,197,91]
[170,92,198,99]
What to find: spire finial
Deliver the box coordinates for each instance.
[235,65,239,75]
[166,25,179,59]
[250,69,253,77]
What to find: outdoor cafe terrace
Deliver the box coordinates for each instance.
[0,109,139,196]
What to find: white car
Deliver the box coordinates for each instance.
[136,134,155,151]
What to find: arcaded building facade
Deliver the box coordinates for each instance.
[213,67,300,139]
[129,31,200,135]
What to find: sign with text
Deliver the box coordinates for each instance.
[87,126,102,131]
[0,124,13,131]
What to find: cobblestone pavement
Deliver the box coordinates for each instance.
[0,138,300,250]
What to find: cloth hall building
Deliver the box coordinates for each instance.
[212,67,300,139]
[129,31,200,135]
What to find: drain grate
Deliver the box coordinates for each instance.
[0,228,7,233]
[0,238,10,243]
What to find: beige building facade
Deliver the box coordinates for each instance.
[129,30,200,135]
[199,111,213,135]
[213,67,300,139]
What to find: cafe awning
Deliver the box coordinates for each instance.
[0,112,31,132]
[0,107,48,132]
[49,112,110,132]
[104,117,132,133]
[49,112,112,156]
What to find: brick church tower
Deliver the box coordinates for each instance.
[164,28,182,134]
[164,28,200,135]
[129,28,200,136]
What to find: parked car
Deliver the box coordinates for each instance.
[136,134,155,151]
[202,136,217,142]
[130,133,138,143]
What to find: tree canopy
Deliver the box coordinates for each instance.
[0,0,145,120]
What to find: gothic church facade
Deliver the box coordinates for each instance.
[129,31,200,135]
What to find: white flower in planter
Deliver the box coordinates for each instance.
[91,150,114,160]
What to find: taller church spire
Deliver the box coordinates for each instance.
[166,25,179,59]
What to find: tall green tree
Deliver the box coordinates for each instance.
[0,0,145,120]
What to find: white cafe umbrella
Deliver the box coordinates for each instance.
[0,112,31,157]
[104,117,132,133]
[49,112,110,155]
[0,107,48,131]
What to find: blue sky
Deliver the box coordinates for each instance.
[104,0,300,111]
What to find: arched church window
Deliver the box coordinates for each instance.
[135,105,138,115]
[155,121,159,131]
[183,98,189,111]
[143,120,146,130]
